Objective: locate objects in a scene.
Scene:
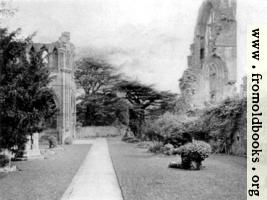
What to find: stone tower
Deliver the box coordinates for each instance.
[28,32,76,144]
[179,0,236,108]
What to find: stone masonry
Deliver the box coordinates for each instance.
[28,32,76,144]
[179,0,237,108]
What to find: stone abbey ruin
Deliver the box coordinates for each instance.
[180,0,237,107]
[28,32,76,144]
[25,0,238,145]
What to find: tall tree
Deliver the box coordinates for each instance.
[75,57,124,126]
[75,57,120,95]
[116,80,177,137]
[0,28,56,154]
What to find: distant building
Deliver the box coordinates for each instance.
[28,32,76,144]
[179,0,237,108]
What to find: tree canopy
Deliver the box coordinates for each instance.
[75,57,126,126]
[75,57,120,95]
[0,28,56,154]
[75,56,177,134]
[116,80,177,119]
[116,80,177,137]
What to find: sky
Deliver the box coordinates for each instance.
[3,0,267,93]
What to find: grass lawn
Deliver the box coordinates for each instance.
[108,137,246,200]
[0,144,91,200]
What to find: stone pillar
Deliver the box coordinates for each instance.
[52,32,76,144]
[73,94,76,138]
[58,47,66,144]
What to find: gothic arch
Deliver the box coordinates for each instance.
[25,45,35,62]
[196,1,214,38]
[202,56,228,102]
[43,89,60,130]
[50,47,59,70]
[195,1,217,64]
[28,32,76,144]
[40,45,49,65]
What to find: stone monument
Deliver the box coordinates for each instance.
[24,133,43,160]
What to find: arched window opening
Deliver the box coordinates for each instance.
[200,48,205,60]
[51,47,59,69]
[40,46,49,65]
[27,46,36,63]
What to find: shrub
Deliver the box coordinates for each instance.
[145,98,246,156]
[0,154,9,168]
[140,121,164,141]
[176,141,212,170]
[142,112,194,147]
[195,97,247,154]
[64,137,73,145]
[160,143,174,155]
[164,131,192,148]
[148,142,164,153]
[152,112,185,137]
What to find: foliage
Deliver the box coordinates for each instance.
[75,57,177,131]
[141,112,193,147]
[0,154,9,167]
[64,137,73,145]
[177,141,212,161]
[169,141,212,170]
[148,141,164,153]
[117,80,176,117]
[159,97,247,155]
[75,57,129,126]
[189,97,247,153]
[75,57,120,95]
[117,81,177,137]
[77,93,128,126]
[0,28,57,154]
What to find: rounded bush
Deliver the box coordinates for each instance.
[64,137,73,145]
[177,141,212,169]
[0,154,9,168]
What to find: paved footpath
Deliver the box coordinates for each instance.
[61,138,124,200]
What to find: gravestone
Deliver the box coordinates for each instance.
[24,133,43,160]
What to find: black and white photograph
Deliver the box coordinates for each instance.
[0,0,267,200]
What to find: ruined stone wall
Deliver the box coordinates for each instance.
[179,0,237,108]
[230,107,247,156]
[28,32,76,144]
